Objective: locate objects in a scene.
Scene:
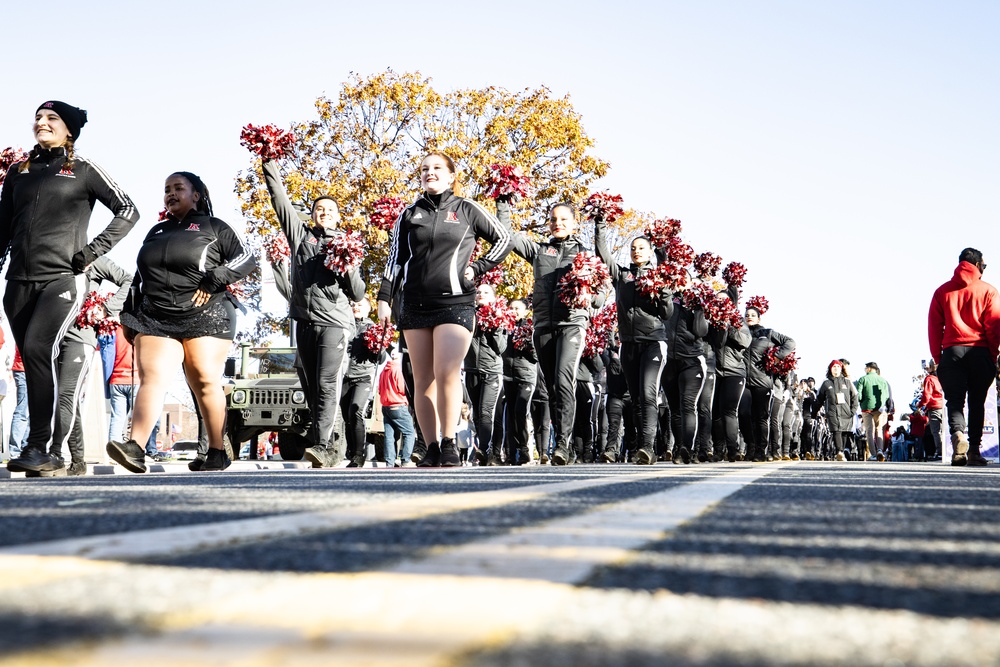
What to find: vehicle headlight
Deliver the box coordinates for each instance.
[292,390,306,404]
[232,389,247,405]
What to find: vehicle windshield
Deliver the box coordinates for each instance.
[249,349,298,375]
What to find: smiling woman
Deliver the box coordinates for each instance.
[107,171,257,474]
[0,100,139,477]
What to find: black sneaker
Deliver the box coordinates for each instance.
[188,456,206,471]
[7,448,60,473]
[634,447,656,465]
[673,447,691,465]
[67,461,87,477]
[600,449,618,464]
[304,446,331,468]
[416,441,441,467]
[551,443,571,466]
[204,448,231,471]
[106,440,147,474]
[439,437,461,467]
[473,446,489,466]
[410,442,428,464]
[346,454,365,468]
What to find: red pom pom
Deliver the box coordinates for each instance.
[157,208,169,222]
[557,252,612,309]
[323,231,364,274]
[475,266,503,287]
[369,197,406,231]
[764,346,798,377]
[76,291,109,329]
[584,302,618,358]
[746,295,769,316]
[511,317,534,352]
[240,124,296,160]
[484,164,531,200]
[694,252,723,279]
[477,297,517,333]
[722,261,747,288]
[227,282,248,302]
[644,218,682,247]
[636,262,688,300]
[364,322,397,353]
[0,146,28,186]
[581,192,625,224]
[263,233,290,263]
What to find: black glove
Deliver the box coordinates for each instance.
[71,246,97,273]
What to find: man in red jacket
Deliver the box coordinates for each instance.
[928,248,1000,466]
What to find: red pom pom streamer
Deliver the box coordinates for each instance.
[475,265,503,287]
[764,346,798,377]
[369,197,406,232]
[75,291,120,339]
[644,218,682,248]
[581,192,625,224]
[557,252,611,309]
[708,291,744,330]
[364,322,397,354]
[694,252,723,279]
[157,208,169,222]
[664,238,696,268]
[484,164,530,200]
[511,317,534,352]
[584,303,618,358]
[476,297,517,333]
[746,295,769,316]
[240,123,296,161]
[323,231,364,274]
[0,146,28,186]
[263,233,290,263]
[722,261,747,288]
[635,262,688,301]
[227,282,248,303]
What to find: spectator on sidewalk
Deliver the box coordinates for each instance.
[917,360,945,460]
[855,361,890,461]
[928,247,1000,466]
[379,347,415,468]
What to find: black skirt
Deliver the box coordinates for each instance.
[398,304,475,333]
[122,297,236,341]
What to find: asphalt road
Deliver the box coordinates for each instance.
[0,460,997,666]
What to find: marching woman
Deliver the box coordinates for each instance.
[465,283,508,465]
[377,153,513,467]
[108,172,256,472]
[710,288,751,462]
[343,298,384,467]
[502,298,537,465]
[744,306,796,462]
[813,360,859,459]
[594,224,672,466]
[262,158,365,468]
[505,200,590,466]
[1,101,139,475]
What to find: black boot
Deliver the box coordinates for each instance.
[416,441,441,468]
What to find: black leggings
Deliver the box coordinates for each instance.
[662,355,707,453]
[4,275,86,453]
[605,394,633,459]
[466,371,502,454]
[621,341,667,453]
[503,377,535,457]
[573,380,598,462]
[747,384,774,459]
[713,375,746,457]
[535,326,586,449]
[53,339,95,462]
[695,360,717,456]
[340,377,373,459]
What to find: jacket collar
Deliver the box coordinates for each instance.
[30,145,67,161]
[420,189,457,211]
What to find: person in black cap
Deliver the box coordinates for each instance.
[0,100,139,475]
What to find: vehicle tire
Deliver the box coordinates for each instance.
[278,432,308,461]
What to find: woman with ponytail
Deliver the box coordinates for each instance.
[0,101,139,475]
[106,172,256,473]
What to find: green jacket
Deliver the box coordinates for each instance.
[855,372,890,411]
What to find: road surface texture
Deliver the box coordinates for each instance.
[0,461,996,666]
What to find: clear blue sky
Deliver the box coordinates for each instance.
[3,0,998,402]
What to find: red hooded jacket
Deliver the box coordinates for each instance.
[928,261,1000,363]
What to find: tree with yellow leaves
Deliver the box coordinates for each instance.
[235,69,645,340]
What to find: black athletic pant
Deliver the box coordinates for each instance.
[695,359,717,457]
[781,400,795,457]
[605,394,633,460]
[747,384,774,460]
[340,376,373,459]
[466,371,502,456]
[504,377,535,461]
[573,380,597,462]
[713,375,746,458]
[937,346,995,450]
[595,386,608,455]
[662,355,707,454]
[531,387,551,458]
[800,417,815,458]
[53,339,95,462]
[535,325,586,451]
[621,341,667,454]
[296,323,350,452]
[4,275,86,453]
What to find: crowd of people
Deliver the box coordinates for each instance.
[0,100,994,475]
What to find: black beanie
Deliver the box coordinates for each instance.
[36,101,88,140]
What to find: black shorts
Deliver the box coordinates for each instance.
[121,297,237,342]
[398,304,475,332]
